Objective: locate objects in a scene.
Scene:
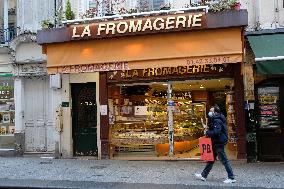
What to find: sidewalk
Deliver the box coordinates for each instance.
[0,157,283,189]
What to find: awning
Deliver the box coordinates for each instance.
[247,33,284,75]
[45,27,243,74]
[0,73,13,77]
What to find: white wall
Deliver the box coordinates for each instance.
[15,43,46,63]
[240,0,284,30]
[0,47,12,73]
[17,0,55,32]
[166,0,284,31]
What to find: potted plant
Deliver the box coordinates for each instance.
[160,3,171,10]
[208,0,241,12]
[232,1,241,10]
[40,19,54,29]
[65,0,75,20]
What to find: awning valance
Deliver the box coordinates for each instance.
[45,27,243,74]
[247,33,284,75]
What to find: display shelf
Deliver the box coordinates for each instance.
[0,134,14,137]
[109,89,206,156]
[0,110,15,113]
[0,98,14,101]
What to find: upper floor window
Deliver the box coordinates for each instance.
[153,0,165,10]
[88,0,98,9]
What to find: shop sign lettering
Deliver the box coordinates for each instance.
[71,13,204,39]
[120,65,220,78]
[186,56,231,65]
[108,64,230,81]
[141,65,211,77]
[55,61,129,74]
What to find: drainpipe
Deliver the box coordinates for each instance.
[54,0,57,27]
[4,0,8,43]
[274,0,280,28]
[3,0,8,29]
[255,0,260,30]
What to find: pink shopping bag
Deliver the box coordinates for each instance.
[199,137,214,161]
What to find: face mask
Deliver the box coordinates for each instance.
[208,112,214,117]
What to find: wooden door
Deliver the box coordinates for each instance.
[24,77,54,152]
[71,83,98,156]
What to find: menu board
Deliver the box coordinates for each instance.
[258,87,280,128]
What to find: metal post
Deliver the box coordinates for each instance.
[167,82,174,156]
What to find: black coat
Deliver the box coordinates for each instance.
[206,113,228,145]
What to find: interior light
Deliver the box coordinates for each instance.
[200,86,204,89]
[162,84,168,86]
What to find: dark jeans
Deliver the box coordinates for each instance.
[201,144,234,179]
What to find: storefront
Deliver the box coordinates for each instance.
[0,75,15,150]
[0,46,15,154]
[37,9,248,159]
[106,64,241,159]
[247,31,284,161]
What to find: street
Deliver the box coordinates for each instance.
[0,157,283,189]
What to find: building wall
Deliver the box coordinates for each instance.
[16,0,284,31]
[0,47,13,73]
[0,0,3,30]
[15,43,46,63]
[125,0,138,9]
[240,0,284,30]
[166,0,284,31]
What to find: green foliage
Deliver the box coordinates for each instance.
[183,0,240,12]
[65,0,75,20]
[55,8,65,27]
[40,19,54,29]
[209,0,241,12]
[81,8,98,19]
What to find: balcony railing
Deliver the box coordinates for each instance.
[0,27,20,44]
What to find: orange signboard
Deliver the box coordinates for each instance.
[46,27,243,74]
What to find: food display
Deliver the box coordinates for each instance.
[108,87,206,156]
[0,79,15,149]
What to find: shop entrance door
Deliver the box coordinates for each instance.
[71,83,98,156]
[257,84,284,161]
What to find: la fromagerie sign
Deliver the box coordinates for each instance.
[71,13,205,40]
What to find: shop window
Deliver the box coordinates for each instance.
[108,78,237,159]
